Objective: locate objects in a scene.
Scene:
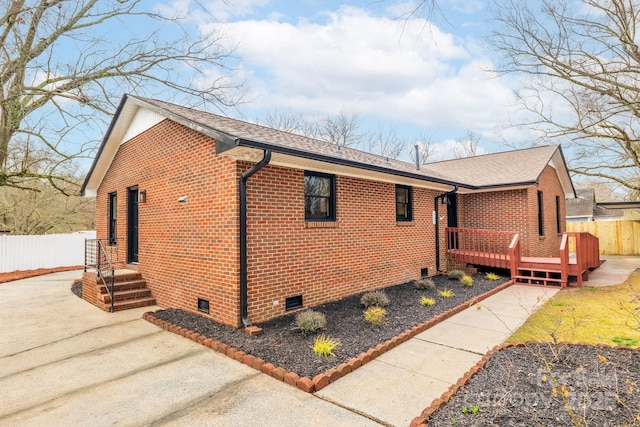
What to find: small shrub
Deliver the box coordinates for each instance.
[420,296,436,306]
[312,334,339,357]
[460,275,474,287]
[295,310,326,334]
[360,290,389,308]
[447,269,465,280]
[438,288,455,298]
[363,306,387,325]
[415,278,436,290]
[485,272,500,280]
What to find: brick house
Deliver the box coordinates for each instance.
[81,95,576,328]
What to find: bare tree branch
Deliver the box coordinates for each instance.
[490,0,640,195]
[0,0,243,192]
[453,130,480,158]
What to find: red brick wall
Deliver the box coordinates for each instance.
[96,119,443,327]
[527,165,566,257]
[95,118,567,327]
[96,119,240,326]
[457,164,566,257]
[243,162,441,323]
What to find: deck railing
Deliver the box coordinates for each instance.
[447,227,600,287]
[568,232,600,269]
[566,231,600,286]
[508,233,521,278]
[446,227,515,269]
[559,233,569,286]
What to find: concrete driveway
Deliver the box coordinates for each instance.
[0,271,380,427]
[3,257,637,426]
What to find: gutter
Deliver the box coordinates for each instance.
[233,138,467,190]
[434,186,458,273]
[239,149,272,327]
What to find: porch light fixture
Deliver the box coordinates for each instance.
[138,190,147,203]
[178,196,188,203]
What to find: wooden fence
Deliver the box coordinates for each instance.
[0,231,96,273]
[566,220,640,256]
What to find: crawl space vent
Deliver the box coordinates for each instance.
[197,298,210,314]
[420,267,429,277]
[285,295,303,311]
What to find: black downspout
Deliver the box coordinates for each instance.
[239,150,271,327]
[435,186,458,273]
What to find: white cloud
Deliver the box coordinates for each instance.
[196,4,540,151]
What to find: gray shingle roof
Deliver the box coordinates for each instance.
[136,96,459,185]
[423,145,562,187]
[134,96,566,191]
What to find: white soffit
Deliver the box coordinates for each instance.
[121,108,165,145]
[227,148,455,191]
[83,103,167,197]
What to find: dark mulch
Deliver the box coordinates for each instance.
[153,273,508,379]
[425,343,640,426]
[71,279,82,298]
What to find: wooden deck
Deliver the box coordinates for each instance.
[446,228,601,287]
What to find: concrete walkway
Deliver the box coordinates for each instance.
[1,259,635,426]
[583,255,639,287]
[316,285,559,426]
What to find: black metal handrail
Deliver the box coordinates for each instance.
[85,239,116,312]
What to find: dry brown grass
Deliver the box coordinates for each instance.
[508,272,640,348]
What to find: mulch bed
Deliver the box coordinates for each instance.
[75,271,640,424]
[152,273,509,379]
[423,343,640,426]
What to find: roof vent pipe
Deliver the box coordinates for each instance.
[415,144,420,171]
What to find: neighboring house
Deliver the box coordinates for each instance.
[81,95,576,328]
[566,188,597,222]
[567,188,640,221]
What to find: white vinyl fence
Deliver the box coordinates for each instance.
[0,231,96,273]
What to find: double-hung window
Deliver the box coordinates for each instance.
[537,191,544,236]
[396,185,412,221]
[304,171,336,221]
[555,195,561,234]
[108,192,117,245]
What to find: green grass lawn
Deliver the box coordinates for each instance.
[508,272,640,348]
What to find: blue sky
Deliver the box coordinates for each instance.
[154,0,542,161]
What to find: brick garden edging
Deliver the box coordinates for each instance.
[142,279,515,395]
[0,265,83,284]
